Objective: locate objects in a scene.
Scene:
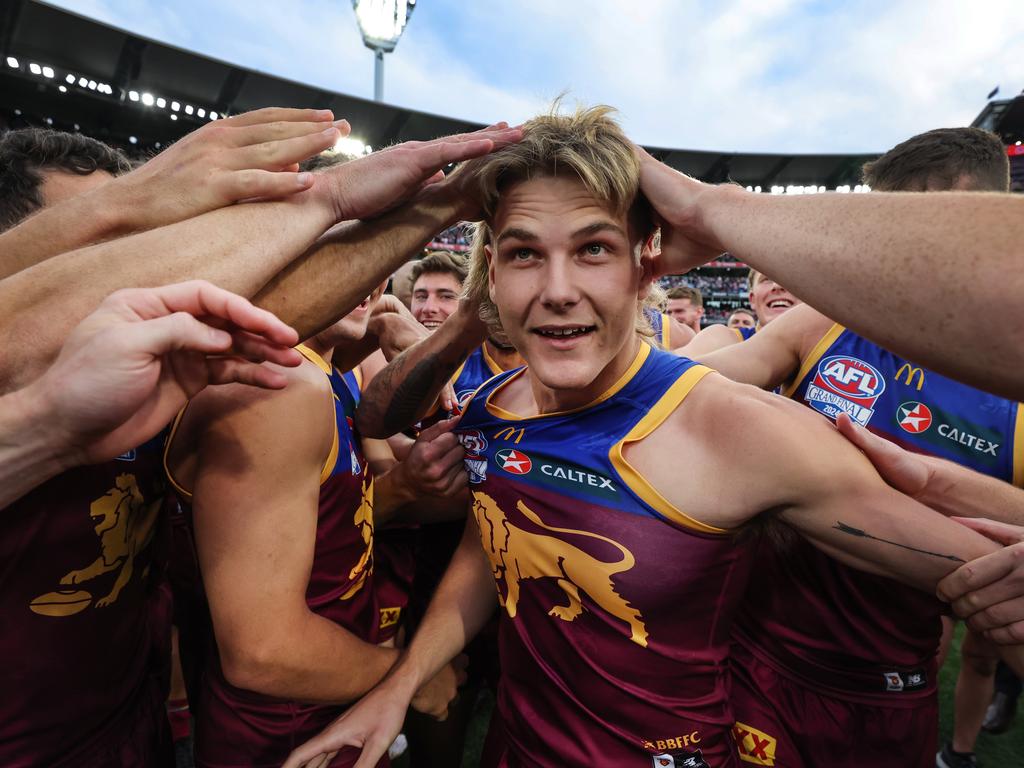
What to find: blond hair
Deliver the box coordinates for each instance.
[461,104,654,334]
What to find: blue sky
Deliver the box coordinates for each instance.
[51,0,1024,154]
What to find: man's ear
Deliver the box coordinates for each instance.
[637,233,657,300]
[485,243,497,302]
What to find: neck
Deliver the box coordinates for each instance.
[529,334,642,415]
[485,339,525,372]
[302,335,335,364]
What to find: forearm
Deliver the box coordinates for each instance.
[0,181,137,279]
[784,485,1003,593]
[0,192,334,392]
[700,188,1024,399]
[222,610,399,705]
[916,455,1024,525]
[0,385,70,507]
[356,309,486,438]
[254,186,470,341]
[386,518,496,696]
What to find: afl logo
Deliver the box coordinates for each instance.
[897,401,933,434]
[816,356,886,399]
[496,448,532,475]
[458,429,488,457]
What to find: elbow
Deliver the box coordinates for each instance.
[219,641,290,696]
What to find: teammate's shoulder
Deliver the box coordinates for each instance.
[677,323,739,357]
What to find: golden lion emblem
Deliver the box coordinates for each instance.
[472,491,648,647]
[56,473,159,608]
[340,475,375,600]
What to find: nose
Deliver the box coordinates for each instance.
[538,255,580,312]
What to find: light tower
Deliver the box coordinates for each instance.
[352,0,416,102]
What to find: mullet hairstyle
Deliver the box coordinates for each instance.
[462,104,657,336]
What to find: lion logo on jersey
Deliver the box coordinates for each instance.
[472,491,648,647]
[38,474,159,613]
[341,475,375,600]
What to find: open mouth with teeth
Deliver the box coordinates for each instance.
[420,319,443,330]
[767,299,793,310]
[533,325,596,341]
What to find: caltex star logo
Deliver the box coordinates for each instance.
[495,448,532,475]
[897,401,933,434]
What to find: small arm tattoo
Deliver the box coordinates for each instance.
[833,521,965,563]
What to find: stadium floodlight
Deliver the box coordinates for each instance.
[333,135,372,156]
[6,56,18,68]
[141,92,155,106]
[128,90,139,102]
[197,107,206,118]
[209,111,219,120]
[42,66,54,78]
[184,104,194,115]
[352,0,416,101]
[78,76,88,87]
[170,114,178,121]
[156,97,166,108]
[29,62,41,75]
[65,73,75,83]
[129,136,138,145]
[171,101,180,111]
[58,85,67,93]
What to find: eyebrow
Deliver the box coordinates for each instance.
[495,220,626,245]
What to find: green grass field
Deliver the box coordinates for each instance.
[938,624,1023,766]
[397,622,1023,767]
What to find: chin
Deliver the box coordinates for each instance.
[528,356,606,393]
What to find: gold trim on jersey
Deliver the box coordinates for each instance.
[609,365,728,534]
[732,327,744,342]
[1013,405,1024,488]
[659,313,671,348]
[481,342,505,377]
[485,342,651,421]
[781,322,845,399]
[295,344,342,483]
[353,364,364,393]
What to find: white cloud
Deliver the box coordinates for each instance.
[49,0,1024,153]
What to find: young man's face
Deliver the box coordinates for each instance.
[666,297,703,330]
[486,175,651,401]
[728,311,756,329]
[749,274,801,326]
[411,272,462,331]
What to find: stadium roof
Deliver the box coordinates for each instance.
[3,0,881,187]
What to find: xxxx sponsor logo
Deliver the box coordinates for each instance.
[732,722,777,766]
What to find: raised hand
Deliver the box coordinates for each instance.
[636,145,734,275]
[36,280,301,466]
[315,123,524,222]
[116,107,347,229]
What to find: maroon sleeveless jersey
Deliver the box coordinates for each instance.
[0,437,172,767]
[456,345,751,768]
[167,346,384,767]
[733,325,1024,702]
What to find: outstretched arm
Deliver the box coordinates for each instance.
[0,281,300,508]
[0,124,521,392]
[0,107,344,279]
[639,148,1024,400]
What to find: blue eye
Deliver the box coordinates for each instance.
[584,243,605,256]
[513,249,534,261]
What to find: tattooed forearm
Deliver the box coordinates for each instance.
[833,521,965,563]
